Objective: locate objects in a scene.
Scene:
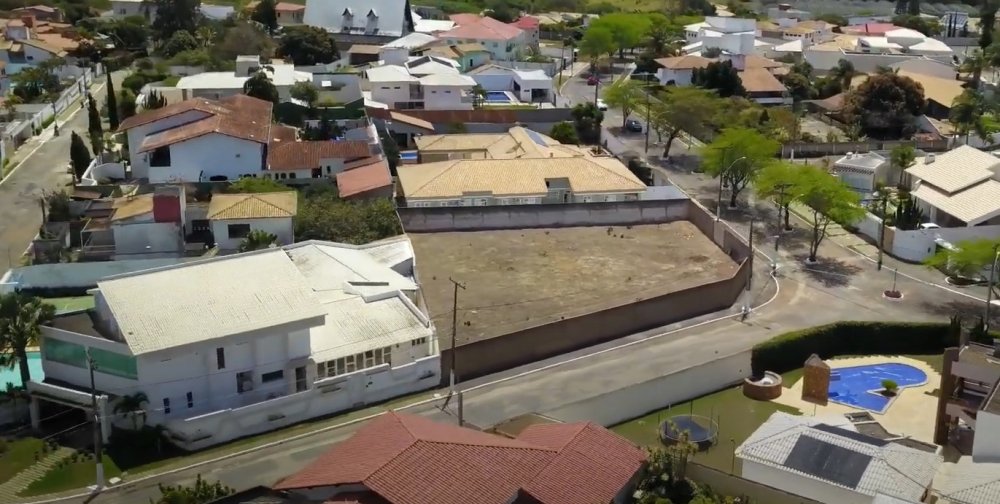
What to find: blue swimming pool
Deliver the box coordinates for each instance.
[0,352,44,388]
[485,91,511,103]
[827,363,927,413]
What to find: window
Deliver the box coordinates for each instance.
[216,348,225,369]
[411,337,427,346]
[237,370,254,393]
[295,366,307,392]
[149,146,171,167]
[227,224,251,239]
[186,392,193,408]
[289,173,297,179]
[262,370,284,383]
[162,398,171,415]
[316,361,326,377]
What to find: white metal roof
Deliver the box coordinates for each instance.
[909,38,954,54]
[911,180,1000,225]
[418,73,475,86]
[835,152,887,172]
[98,249,326,355]
[382,32,438,49]
[737,412,941,503]
[906,146,1000,194]
[859,37,903,50]
[309,291,432,362]
[175,65,311,89]
[933,457,1000,504]
[365,64,418,83]
[285,242,416,294]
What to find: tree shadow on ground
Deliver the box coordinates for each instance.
[793,254,864,288]
[920,298,1000,326]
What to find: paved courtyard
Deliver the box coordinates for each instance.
[408,221,739,345]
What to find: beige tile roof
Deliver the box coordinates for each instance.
[398,156,645,199]
[896,70,966,108]
[655,54,713,70]
[739,67,787,93]
[207,192,298,220]
[905,145,1000,194]
[413,126,592,159]
[809,34,860,52]
[912,180,1000,225]
[110,194,154,221]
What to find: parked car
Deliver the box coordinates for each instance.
[625,118,643,132]
[596,99,608,111]
[919,222,941,230]
[587,75,600,85]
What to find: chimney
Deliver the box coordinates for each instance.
[924,154,935,164]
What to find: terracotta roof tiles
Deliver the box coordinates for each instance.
[206,192,298,220]
[440,15,523,41]
[267,140,371,171]
[131,95,273,152]
[336,158,392,198]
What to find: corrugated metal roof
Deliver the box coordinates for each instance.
[206,192,298,220]
[905,146,1000,194]
[97,249,326,355]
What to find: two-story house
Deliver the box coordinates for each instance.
[118,94,273,183]
[29,240,438,450]
[439,15,525,61]
[365,64,474,110]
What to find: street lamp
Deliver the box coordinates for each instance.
[985,245,1000,334]
[716,156,747,221]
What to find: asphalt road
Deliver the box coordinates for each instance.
[0,71,127,272]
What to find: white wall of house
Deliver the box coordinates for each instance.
[210,217,294,251]
[370,80,414,107]
[110,0,154,20]
[150,133,264,183]
[740,460,869,504]
[112,221,184,257]
[423,84,472,110]
[444,35,526,61]
[656,68,695,86]
[127,110,212,179]
[973,410,1000,459]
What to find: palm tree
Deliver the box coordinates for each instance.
[471,84,487,109]
[114,392,149,430]
[238,230,277,252]
[889,144,916,187]
[961,50,987,89]
[0,293,55,386]
[951,90,989,144]
[195,26,216,48]
[829,59,856,92]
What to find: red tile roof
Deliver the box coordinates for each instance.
[134,96,273,153]
[440,16,523,41]
[267,140,371,171]
[275,412,646,504]
[274,2,305,11]
[448,13,481,25]
[336,158,392,198]
[512,16,539,29]
[841,22,901,35]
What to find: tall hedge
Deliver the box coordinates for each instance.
[751,321,961,375]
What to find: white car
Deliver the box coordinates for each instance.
[596,99,608,111]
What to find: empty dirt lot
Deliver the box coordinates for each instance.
[409,221,739,345]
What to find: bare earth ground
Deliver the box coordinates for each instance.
[409,222,738,345]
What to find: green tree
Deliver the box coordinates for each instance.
[294,194,402,244]
[243,71,279,105]
[471,84,487,109]
[106,72,120,131]
[69,131,92,182]
[889,144,916,187]
[961,50,986,90]
[151,475,233,504]
[145,90,168,110]
[238,229,278,252]
[278,26,339,65]
[692,60,744,97]
[814,13,848,26]
[589,13,650,58]
[951,89,990,144]
[87,94,104,155]
[228,177,288,193]
[646,87,720,157]
[927,238,1000,282]
[549,121,580,144]
[0,294,55,386]
[213,22,275,62]
[119,88,138,121]
[290,81,319,110]
[892,14,940,35]
[578,26,614,61]
[251,0,279,34]
[844,71,926,138]
[982,4,997,49]
[160,30,199,58]
[754,161,807,231]
[10,66,60,102]
[570,102,604,144]
[828,59,856,92]
[782,72,813,103]
[798,168,864,262]
[152,0,199,38]
[701,127,779,208]
[603,80,643,128]
[114,392,149,430]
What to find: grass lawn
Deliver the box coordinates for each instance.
[43,296,95,314]
[0,437,44,485]
[611,354,944,472]
[19,454,121,497]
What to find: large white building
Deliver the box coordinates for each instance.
[905,146,1000,227]
[29,238,438,450]
[304,0,414,46]
[364,63,475,110]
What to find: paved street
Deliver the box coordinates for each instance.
[0,71,126,272]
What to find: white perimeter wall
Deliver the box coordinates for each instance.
[741,460,871,504]
[853,212,1000,263]
[543,350,751,426]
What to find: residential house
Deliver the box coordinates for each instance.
[110,0,157,21]
[117,94,274,183]
[365,64,475,110]
[0,17,74,76]
[396,156,646,207]
[347,44,381,65]
[511,15,540,49]
[207,192,296,250]
[379,32,439,65]
[841,23,904,36]
[274,411,647,504]
[174,55,312,102]
[466,64,552,103]
[934,341,1000,458]
[683,16,769,56]
[904,146,1000,227]
[275,2,305,26]
[79,187,187,260]
[652,53,788,105]
[335,157,394,199]
[410,9,455,34]
[304,0,414,46]
[266,139,373,183]
[413,126,591,162]
[11,5,63,22]
[832,152,889,197]
[29,240,438,449]
[654,55,713,86]
[425,43,491,71]
[439,15,526,61]
[739,66,790,105]
[804,31,955,74]
[738,412,941,504]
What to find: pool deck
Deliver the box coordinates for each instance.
[773,356,941,444]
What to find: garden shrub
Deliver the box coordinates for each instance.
[750,321,961,375]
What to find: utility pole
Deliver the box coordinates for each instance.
[448,277,466,394]
[644,81,651,153]
[774,183,788,256]
[86,349,104,489]
[876,193,888,271]
[746,215,754,293]
[985,245,1000,334]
